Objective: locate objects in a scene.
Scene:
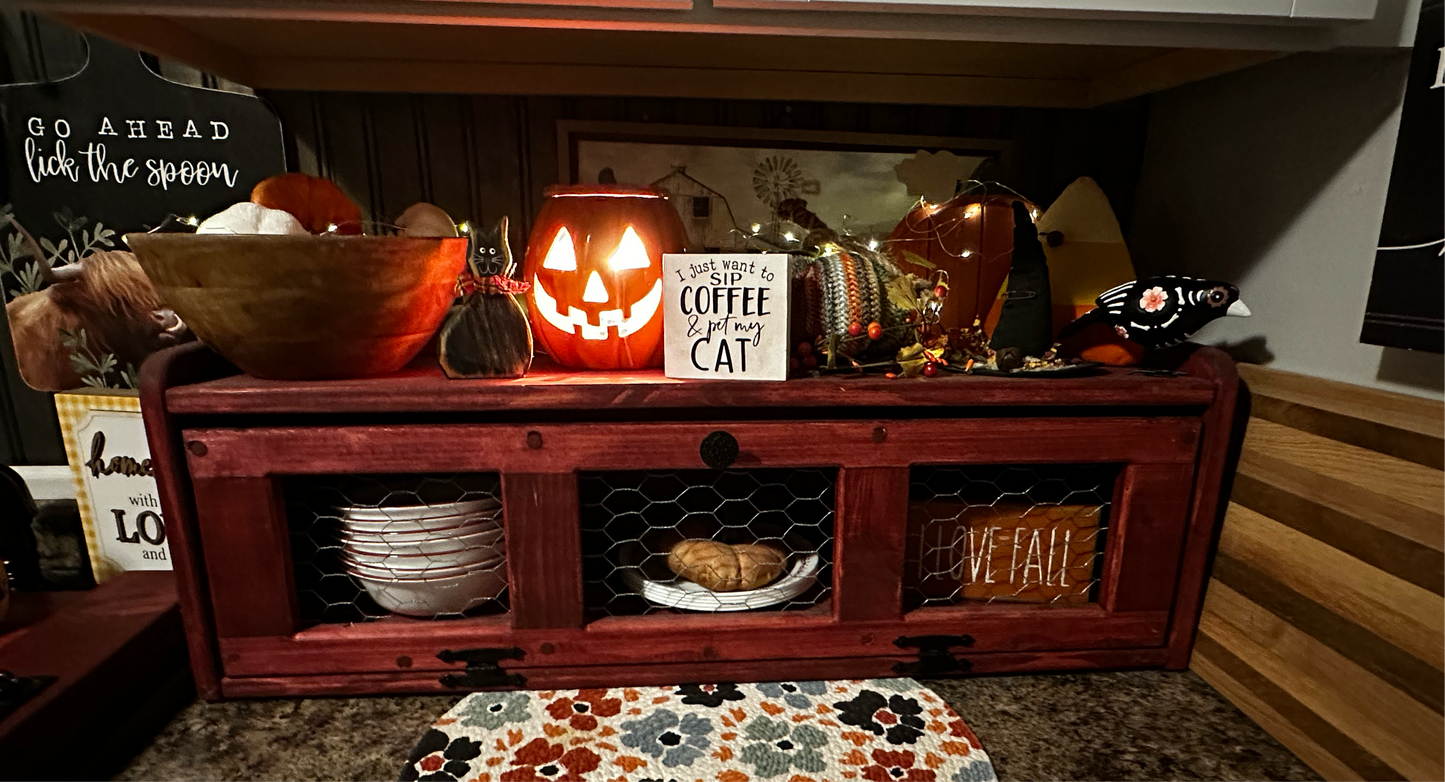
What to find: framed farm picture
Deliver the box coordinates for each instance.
[558,121,1011,251]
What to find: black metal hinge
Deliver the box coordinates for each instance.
[0,670,55,722]
[437,647,526,689]
[892,634,974,677]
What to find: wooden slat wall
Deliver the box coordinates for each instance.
[257,91,1151,247]
[1194,364,1445,781]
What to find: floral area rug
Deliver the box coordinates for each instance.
[400,679,996,782]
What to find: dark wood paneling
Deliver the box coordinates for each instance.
[471,96,529,237]
[257,90,1149,242]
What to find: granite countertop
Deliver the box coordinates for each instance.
[118,670,1317,782]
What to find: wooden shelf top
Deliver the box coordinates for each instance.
[163,352,1220,415]
[32,2,1356,107]
[0,573,187,779]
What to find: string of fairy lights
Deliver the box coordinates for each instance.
[727,181,1042,265]
[167,180,1043,275]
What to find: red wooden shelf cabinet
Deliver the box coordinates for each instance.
[139,342,1240,699]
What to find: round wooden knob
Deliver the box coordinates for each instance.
[699,431,739,470]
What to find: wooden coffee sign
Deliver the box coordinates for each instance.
[663,253,790,381]
[2,34,285,243]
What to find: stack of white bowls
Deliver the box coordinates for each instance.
[336,497,507,617]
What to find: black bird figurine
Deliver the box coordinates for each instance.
[1058,276,1251,350]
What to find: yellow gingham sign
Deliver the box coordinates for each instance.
[55,390,170,582]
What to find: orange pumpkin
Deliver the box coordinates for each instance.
[251,173,363,235]
[523,185,686,370]
[888,192,1034,331]
[1059,322,1147,366]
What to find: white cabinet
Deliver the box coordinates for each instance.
[21,0,1411,105]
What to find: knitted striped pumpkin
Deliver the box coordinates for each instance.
[793,246,908,358]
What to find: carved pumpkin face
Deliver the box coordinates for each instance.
[888,193,1035,332]
[524,186,687,369]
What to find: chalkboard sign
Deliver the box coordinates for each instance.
[1,34,285,254]
[1360,0,1443,353]
[0,34,286,393]
[663,253,791,381]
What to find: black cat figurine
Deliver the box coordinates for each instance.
[438,216,534,378]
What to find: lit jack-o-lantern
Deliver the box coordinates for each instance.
[524,185,687,369]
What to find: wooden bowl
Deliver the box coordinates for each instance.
[126,233,467,380]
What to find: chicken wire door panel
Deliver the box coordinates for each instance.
[905,464,1115,611]
[580,469,835,619]
[284,474,510,626]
